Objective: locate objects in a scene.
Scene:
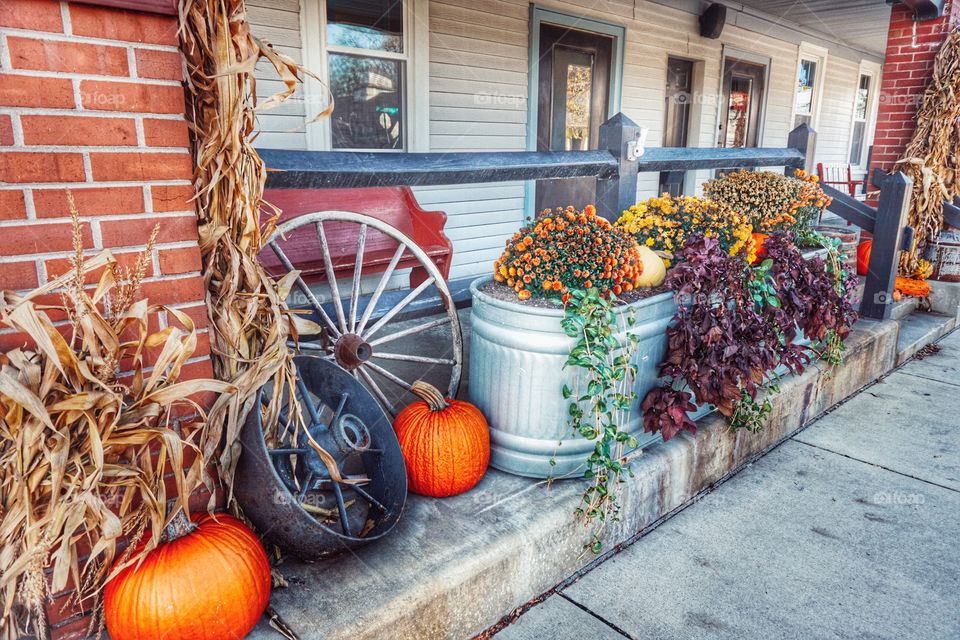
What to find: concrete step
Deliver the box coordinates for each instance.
[895,310,957,365]
[248,318,905,640]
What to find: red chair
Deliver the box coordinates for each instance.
[259,187,453,288]
[816,162,864,200]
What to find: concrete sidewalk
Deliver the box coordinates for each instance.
[495,330,960,640]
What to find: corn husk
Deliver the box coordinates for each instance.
[177,0,330,502]
[0,209,232,640]
[892,26,960,274]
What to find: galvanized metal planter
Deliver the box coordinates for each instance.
[468,277,710,479]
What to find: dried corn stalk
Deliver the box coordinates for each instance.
[0,211,231,640]
[893,26,960,273]
[178,1,327,502]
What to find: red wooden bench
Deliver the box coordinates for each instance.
[259,187,453,288]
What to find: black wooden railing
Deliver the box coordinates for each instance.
[259,113,912,321]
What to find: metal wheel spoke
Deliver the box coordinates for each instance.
[371,351,456,365]
[368,316,451,348]
[362,277,435,341]
[295,374,322,426]
[349,483,387,512]
[316,221,348,334]
[357,366,399,417]
[269,241,340,338]
[348,224,367,333]
[363,361,415,392]
[268,448,309,456]
[298,472,314,502]
[356,244,406,335]
[331,481,354,536]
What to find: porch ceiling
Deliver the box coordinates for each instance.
[733,0,892,56]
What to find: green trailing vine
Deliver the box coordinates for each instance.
[558,288,639,553]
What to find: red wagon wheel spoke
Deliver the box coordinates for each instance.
[315,221,348,335]
[356,244,406,336]
[348,224,367,333]
[269,240,341,338]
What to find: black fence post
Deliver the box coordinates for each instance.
[785,123,815,176]
[597,113,640,222]
[860,171,912,320]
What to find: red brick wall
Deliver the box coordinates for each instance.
[0,0,210,375]
[0,2,213,638]
[871,0,960,174]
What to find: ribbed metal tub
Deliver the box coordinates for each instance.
[468,277,710,479]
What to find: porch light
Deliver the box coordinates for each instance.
[893,0,946,21]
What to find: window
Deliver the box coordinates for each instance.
[303,0,425,151]
[849,74,872,165]
[793,58,818,128]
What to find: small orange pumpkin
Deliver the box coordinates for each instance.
[104,512,271,640]
[857,239,873,276]
[394,381,490,497]
[751,232,769,264]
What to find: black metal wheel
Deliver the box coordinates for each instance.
[235,356,407,560]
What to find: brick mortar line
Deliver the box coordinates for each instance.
[0,67,182,85]
[3,145,191,153]
[0,107,186,120]
[0,180,193,188]
[0,211,197,224]
[0,27,180,53]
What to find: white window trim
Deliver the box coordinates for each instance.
[300,0,430,152]
[790,42,828,132]
[849,59,882,173]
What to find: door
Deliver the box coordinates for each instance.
[660,57,694,196]
[535,24,612,213]
[719,58,766,148]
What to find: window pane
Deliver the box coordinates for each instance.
[327,0,403,53]
[795,59,817,116]
[564,63,593,151]
[329,53,404,150]
[849,120,866,165]
[855,74,870,120]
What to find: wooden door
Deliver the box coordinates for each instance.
[535,24,612,213]
[719,58,766,149]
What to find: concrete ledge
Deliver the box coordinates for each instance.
[251,318,906,640]
[895,311,957,365]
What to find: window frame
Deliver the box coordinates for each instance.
[790,43,828,132]
[301,0,429,152]
[848,60,881,172]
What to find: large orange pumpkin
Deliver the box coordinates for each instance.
[394,381,490,497]
[104,512,271,640]
[857,239,873,276]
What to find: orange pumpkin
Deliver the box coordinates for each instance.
[394,381,490,497]
[857,239,873,276]
[751,233,769,264]
[104,512,271,640]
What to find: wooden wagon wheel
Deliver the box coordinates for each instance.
[263,210,463,416]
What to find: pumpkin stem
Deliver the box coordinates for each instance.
[163,509,198,542]
[411,380,449,411]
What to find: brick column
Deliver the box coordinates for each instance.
[871,0,960,175]
[0,2,213,638]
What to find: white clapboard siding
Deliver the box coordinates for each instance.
[244,0,879,282]
[249,0,308,150]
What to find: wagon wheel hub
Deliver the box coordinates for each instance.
[334,333,373,370]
